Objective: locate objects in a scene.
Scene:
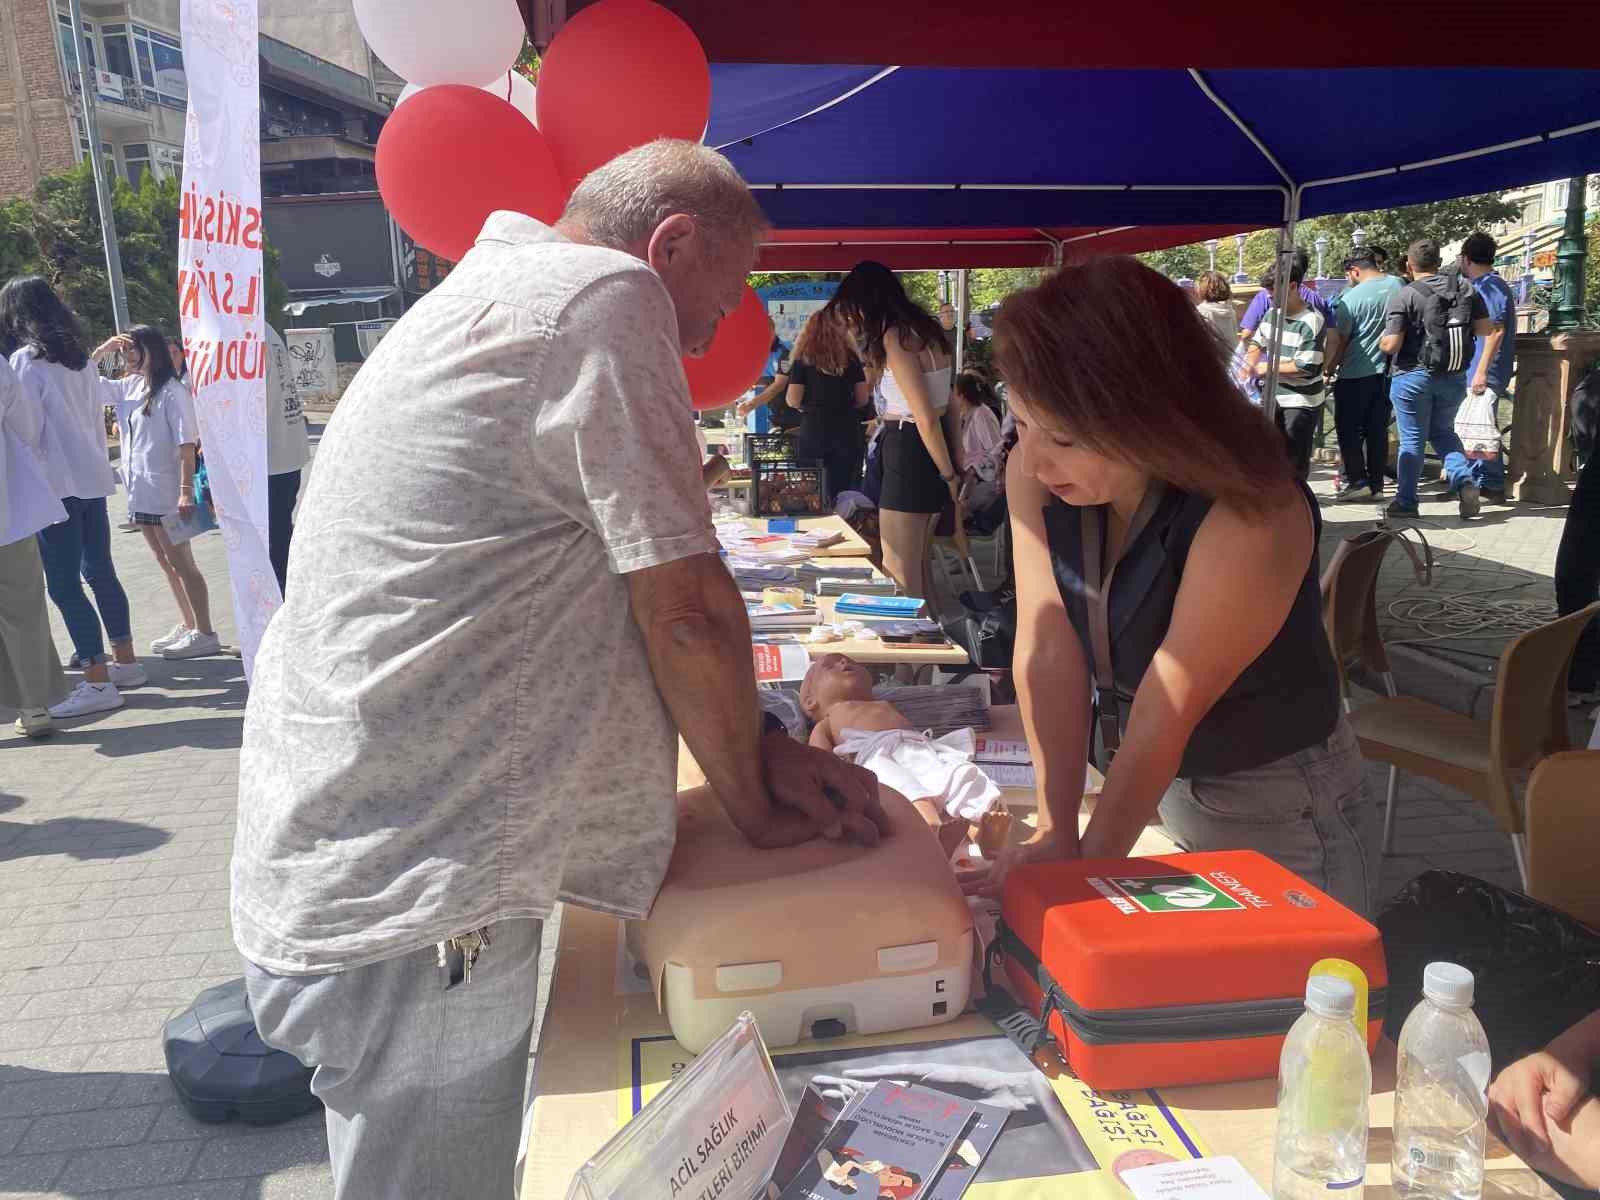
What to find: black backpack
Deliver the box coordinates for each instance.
[1408,274,1477,374]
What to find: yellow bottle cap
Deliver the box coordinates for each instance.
[1310,958,1369,1044]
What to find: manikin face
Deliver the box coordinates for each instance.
[799,653,873,718]
[1005,390,1145,508]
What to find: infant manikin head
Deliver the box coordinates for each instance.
[799,653,874,720]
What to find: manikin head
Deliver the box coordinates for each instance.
[799,653,874,720]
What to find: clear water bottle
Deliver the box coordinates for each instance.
[1391,963,1491,1200]
[1274,976,1372,1200]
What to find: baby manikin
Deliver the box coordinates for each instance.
[800,654,1001,853]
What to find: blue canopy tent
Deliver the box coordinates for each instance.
[702,65,1600,248]
[694,63,1600,408]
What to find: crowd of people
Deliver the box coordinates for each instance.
[1201,233,1517,525]
[0,274,308,738]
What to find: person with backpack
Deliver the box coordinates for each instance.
[1378,238,1493,520]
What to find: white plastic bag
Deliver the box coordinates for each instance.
[1454,388,1501,459]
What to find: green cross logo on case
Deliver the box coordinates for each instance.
[1109,874,1245,913]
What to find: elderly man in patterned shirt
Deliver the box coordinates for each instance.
[232,140,885,1199]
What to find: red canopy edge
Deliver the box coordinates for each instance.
[756,226,1259,271]
[525,1,1594,69]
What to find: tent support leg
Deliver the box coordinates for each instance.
[1260,186,1303,428]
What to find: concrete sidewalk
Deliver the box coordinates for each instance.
[0,442,1582,1196]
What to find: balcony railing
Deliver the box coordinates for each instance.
[68,70,149,113]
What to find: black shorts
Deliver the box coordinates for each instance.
[879,420,948,514]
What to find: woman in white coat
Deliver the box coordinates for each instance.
[0,276,143,719]
[0,354,68,735]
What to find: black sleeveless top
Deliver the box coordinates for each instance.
[1044,482,1340,778]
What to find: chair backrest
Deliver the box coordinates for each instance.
[1491,601,1600,771]
[1525,750,1600,929]
[1321,530,1398,693]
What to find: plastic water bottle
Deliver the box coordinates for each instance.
[1391,963,1491,1200]
[1274,976,1372,1200]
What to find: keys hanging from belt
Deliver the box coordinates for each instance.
[437,926,492,990]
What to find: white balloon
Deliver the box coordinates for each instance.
[396,73,537,126]
[356,0,524,89]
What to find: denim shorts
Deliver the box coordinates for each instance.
[1157,718,1380,916]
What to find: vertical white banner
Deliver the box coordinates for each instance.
[178,0,276,679]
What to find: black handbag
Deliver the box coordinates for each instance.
[941,587,1016,669]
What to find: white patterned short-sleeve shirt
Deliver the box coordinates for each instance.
[232,214,718,973]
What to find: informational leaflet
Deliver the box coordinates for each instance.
[1119,1156,1272,1200]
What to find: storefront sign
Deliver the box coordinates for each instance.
[568,1013,790,1200]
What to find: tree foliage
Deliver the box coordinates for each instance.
[1140,192,1525,286]
[1,162,288,345]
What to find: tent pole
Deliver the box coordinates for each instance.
[1260,186,1302,427]
[954,268,969,376]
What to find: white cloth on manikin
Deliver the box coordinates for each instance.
[832,726,1001,821]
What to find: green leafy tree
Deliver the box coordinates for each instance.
[3,162,287,344]
[1138,191,1524,286]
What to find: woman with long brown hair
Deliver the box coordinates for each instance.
[93,326,220,660]
[984,257,1378,914]
[786,309,870,501]
[822,263,957,599]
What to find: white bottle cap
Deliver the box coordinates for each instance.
[1422,962,1475,1008]
[1306,975,1356,1018]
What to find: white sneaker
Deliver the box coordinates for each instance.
[108,660,148,688]
[13,708,54,737]
[163,630,222,659]
[151,623,190,654]
[48,681,124,719]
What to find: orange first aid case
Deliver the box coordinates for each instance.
[995,849,1387,1090]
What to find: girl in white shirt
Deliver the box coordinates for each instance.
[0,355,68,735]
[0,276,142,719]
[94,326,219,660]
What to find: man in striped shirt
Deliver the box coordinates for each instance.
[1247,264,1328,481]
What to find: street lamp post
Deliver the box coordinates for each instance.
[66,0,128,331]
[1206,239,1219,272]
[1521,230,1536,304]
[1351,225,1366,249]
[1233,233,1249,283]
[1314,235,1329,280]
[1551,175,1589,331]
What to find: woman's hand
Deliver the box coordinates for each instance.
[93,333,131,361]
[177,487,195,518]
[1489,1043,1593,1160]
[958,825,1078,897]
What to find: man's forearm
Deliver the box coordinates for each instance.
[637,580,767,827]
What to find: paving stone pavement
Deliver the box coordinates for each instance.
[0,433,1582,1197]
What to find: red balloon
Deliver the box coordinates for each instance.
[682,287,772,412]
[535,0,711,186]
[377,85,566,262]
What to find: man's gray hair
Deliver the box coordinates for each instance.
[561,139,769,252]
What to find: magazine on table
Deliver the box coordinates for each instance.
[776,1080,981,1200]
